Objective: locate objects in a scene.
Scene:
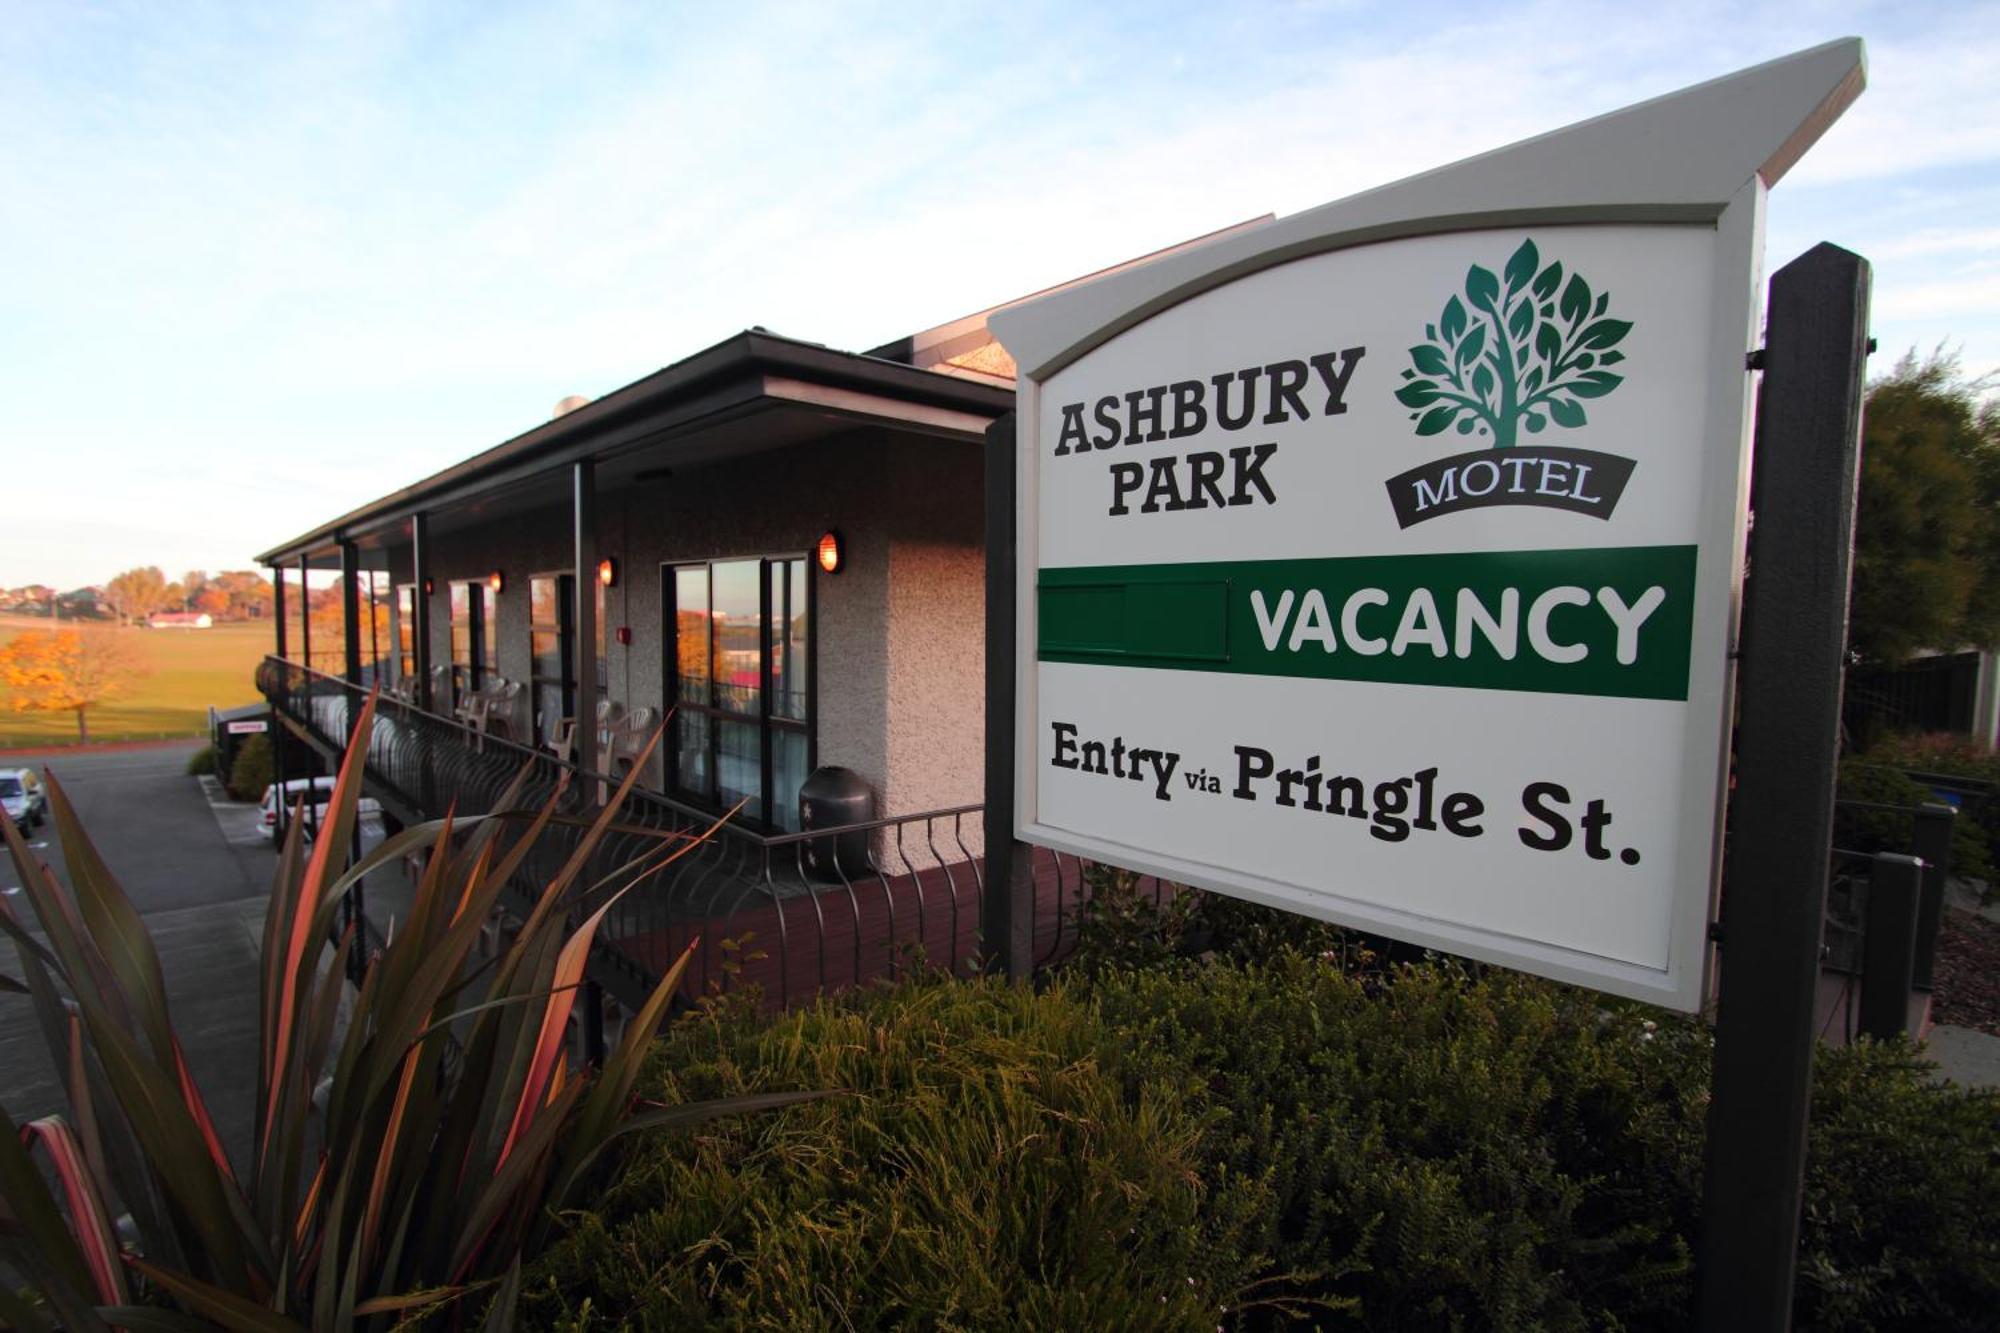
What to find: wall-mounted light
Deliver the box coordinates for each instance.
[597,557,618,587]
[423,578,434,596]
[816,530,843,575]
[487,570,504,595]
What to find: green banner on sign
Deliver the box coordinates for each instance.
[1039,545,1698,700]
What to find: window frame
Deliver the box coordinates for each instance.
[527,570,576,749]
[661,553,816,831]
[395,583,418,683]
[447,580,492,703]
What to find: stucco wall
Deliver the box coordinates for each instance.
[882,437,986,816]
[364,427,986,821]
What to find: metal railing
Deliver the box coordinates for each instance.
[257,657,1127,1013]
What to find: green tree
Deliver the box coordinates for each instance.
[1848,350,2000,667]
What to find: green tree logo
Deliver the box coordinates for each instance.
[1395,238,1632,448]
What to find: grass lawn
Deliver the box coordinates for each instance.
[0,615,270,747]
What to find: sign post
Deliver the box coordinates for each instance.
[1695,242,1870,1330]
[984,37,1871,1322]
[991,40,1866,1012]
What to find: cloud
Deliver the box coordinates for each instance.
[3,0,1997,586]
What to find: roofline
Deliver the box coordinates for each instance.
[256,329,1014,565]
[865,214,1276,363]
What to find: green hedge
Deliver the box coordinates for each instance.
[1093,953,1708,1330]
[226,732,273,802]
[522,977,1266,1331]
[526,956,2000,1330]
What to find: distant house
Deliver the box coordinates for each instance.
[149,611,214,629]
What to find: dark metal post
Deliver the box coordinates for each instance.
[571,460,607,1049]
[340,542,363,690]
[298,556,312,677]
[272,563,288,660]
[298,555,320,840]
[1861,852,1923,1039]
[982,412,1035,978]
[1696,243,1871,1331]
[1911,802,1954,989]
[572,461,600,778]
[338,541,367,968]
[412,513,434,711]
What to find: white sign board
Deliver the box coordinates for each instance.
[990,41,1864,1010]
[227,719,269,735]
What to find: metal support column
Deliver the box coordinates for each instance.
[340,542,363,691]
[298,555,317,841]
[571,460,607,1049]
[410,512,434,712]
[412,513,434,711]
[298,556,312,676]
[1695,243,1871,1331]
[572,461,600,779]
[338,541,366,966]
[272,563,287,660]
[982,412,1035,979]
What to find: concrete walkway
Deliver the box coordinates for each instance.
[1925,878,2000,1090]
[0,741,277,1171]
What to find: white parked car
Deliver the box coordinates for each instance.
[0,769,46,832]
[260,777,381,842]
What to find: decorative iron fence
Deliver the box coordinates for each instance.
[257,658,1141,1014]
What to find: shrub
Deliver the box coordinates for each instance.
[1093,953,1710,1330]
[1067,871,1365,976]
[1835,756,1991,882]
[1796,1039,2000,1331]
[225,730,273,801]
[522,974,1269,1331]
[184,742,217,776]
[519,956,2000,1331]
[1852,731,2000,882]
[0,696,785,1328]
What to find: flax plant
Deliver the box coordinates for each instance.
[0,694,815,1330]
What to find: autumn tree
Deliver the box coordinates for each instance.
[102,566,168,625]
[1848,350,2000,668]
[210,569,274,620]
[0,630,148,742]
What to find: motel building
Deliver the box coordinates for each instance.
[253,235,1236,1035]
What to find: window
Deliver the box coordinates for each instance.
[666,556,811,830]
[528,573,574,748]
[396,584,417,682]
[448,581,491,702]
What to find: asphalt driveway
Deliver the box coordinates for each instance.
[0,739,278,1170]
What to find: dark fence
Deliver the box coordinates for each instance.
[1844,652,1983,740]
[257,658,1140,1016]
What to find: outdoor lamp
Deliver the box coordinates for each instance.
[487,570,503,595]
[423,578,434,595]
[598,557,617,587]
[816,530,843,575]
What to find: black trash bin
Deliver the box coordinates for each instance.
[799,766,873,881]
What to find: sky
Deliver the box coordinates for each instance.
[2,0,1996,590]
